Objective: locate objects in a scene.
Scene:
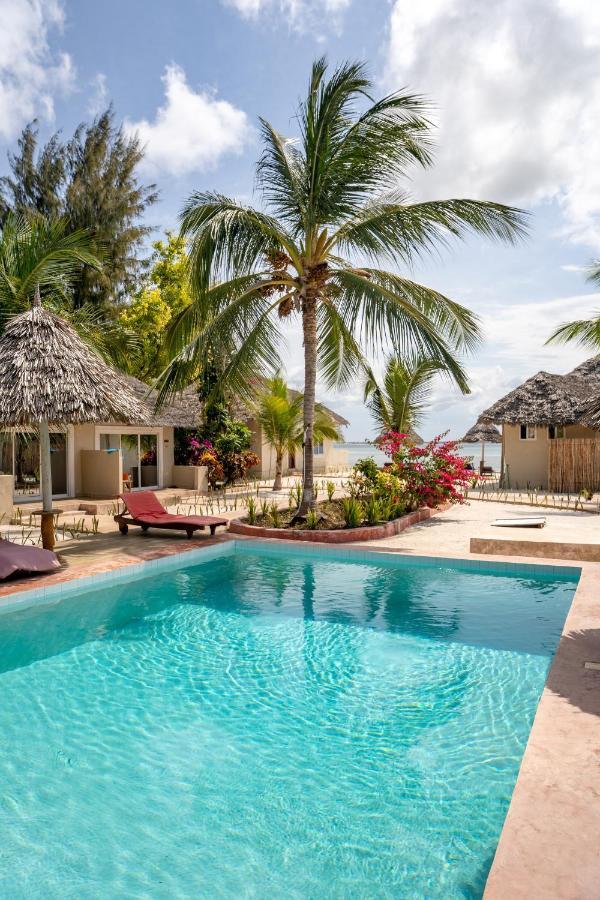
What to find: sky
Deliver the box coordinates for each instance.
[1,0,600,440]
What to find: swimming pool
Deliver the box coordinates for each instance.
[0,543,579,898]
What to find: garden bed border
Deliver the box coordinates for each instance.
[229,504,446,543]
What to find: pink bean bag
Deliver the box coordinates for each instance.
[0,539,60,581]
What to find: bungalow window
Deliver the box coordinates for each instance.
[519,424,536,440]
[314,440,324,455]
[548,425,565,439]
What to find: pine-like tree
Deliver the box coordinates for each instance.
[0,109,157,310]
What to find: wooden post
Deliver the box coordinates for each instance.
[39,420,55,551]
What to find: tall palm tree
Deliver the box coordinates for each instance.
[0,213,136,365]
[256,373,341,490]
[161,58,526,513]
[363,352,453,438]
[547,262,600,349]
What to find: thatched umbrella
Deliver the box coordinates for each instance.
[0,290,145,550]
[460,420,501,471]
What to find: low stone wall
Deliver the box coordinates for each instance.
[471,536,600,562]
[171,465,208,493]
[229,506,440,543]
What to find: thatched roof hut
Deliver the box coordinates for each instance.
[0,304,144,427]
[480,370,595,426]
[460,421,502,443]
[0,298,144,548]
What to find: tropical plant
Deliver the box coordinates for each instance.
[305,508,319,529]
[0,213,136,367]
[162,58,525,513]
[269,502,282,527]
[254,373,341,491]
[363,495,383,526]
[247,496,257,525]
[378,430,472,508]
[341,496,363,528]
[119,233,191,379]
[546,261,600,349]
[0,213,100,318]
[0,110,158,309]
[326,480,335,501]
[364,350,458,437]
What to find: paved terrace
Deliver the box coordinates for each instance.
[0,498,597,898]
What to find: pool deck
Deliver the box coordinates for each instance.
[0,500,598,897]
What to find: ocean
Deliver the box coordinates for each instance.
[337,442,502,471]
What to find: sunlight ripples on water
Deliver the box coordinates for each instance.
[0,547,577,898]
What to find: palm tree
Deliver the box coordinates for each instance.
[547,262,600,349]
[364,351,454,438]
[256,373,341,490]
[0,213,100,318]
[0,213,136,365]
[161,58,526,513]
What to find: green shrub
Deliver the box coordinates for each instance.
[341,497,363,528]
[364,496,383,526]
[354,457,380,484]
[326,480,335,502]
[260,499,270,518]
[247,497,257,525]
[269,503,282,528]
[293,482,302,506]
[305,509,319,530]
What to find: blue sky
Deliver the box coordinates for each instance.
[2,0,599,439]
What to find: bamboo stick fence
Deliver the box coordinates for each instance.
[549,439,600,492]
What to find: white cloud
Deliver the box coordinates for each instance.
[561,264,589,274]
[87,72,108,116]
[125,64,251,177]
[223,0,350,28]
[0,0,74,139]
[383,0,600,250]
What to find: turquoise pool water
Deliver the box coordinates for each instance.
[0,545,578,898]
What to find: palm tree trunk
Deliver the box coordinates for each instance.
[299,294,317,514]
[273,449,283,491]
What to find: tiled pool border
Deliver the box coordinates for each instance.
[0,534,596,898]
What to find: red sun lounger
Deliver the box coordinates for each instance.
[114,491,228,539]
[0,538,60,581]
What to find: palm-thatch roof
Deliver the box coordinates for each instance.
[123,376,206,428]
[480,370,596,426]
[120,378,348,430]
[568,357,600,379]
[287,388,349,427]
[460,421,502,443]
[0,304,143,426]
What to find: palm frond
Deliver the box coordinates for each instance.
[179,192,301,289]
[331,267,476,388]
[546,313,600,351]
[364,351,461,434]
[329,196,528,264]
[317,300,365,390]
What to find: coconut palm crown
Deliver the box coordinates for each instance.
[161,58,527,513]
[364,351,453,438]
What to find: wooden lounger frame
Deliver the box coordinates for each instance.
[113,514,225,539]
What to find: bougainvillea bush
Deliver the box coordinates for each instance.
[376,430,473,508]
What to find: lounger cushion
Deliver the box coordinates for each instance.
[121,491,168,518]
[0,539,60,581]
